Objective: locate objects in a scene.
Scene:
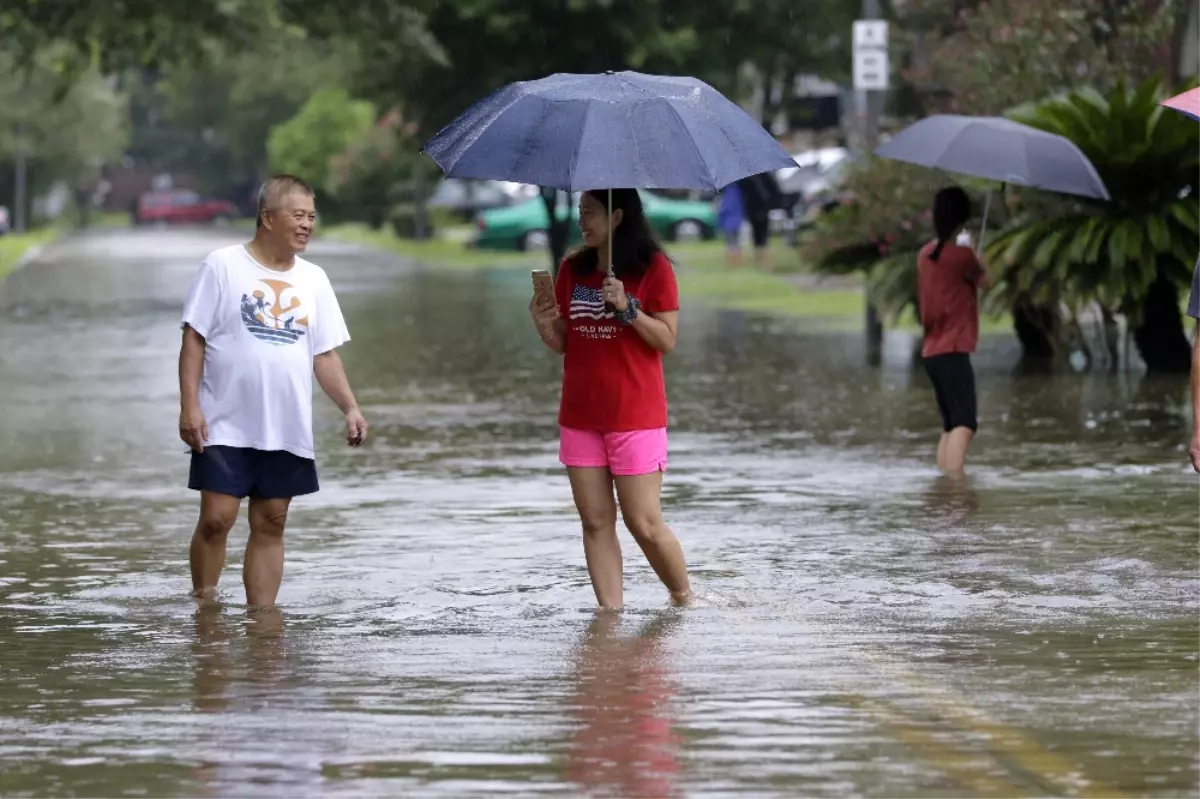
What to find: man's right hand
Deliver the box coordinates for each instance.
[1189,431,1200,474]
[180,406,209,453]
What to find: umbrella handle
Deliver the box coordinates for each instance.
[977,187,992,257]
[608,188,614,278]
[976,182,1005,257]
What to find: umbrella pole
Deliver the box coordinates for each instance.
[607,188,614,278]
[977,187,993,257]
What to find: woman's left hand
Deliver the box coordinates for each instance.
[602,276,628,312]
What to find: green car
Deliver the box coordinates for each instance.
[472,190,716,252]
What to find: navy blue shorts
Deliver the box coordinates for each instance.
[188,445,319,499]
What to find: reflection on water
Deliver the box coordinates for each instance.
[921,475,982,527]
[192,605,288,714]
[0,230,1196,798]
[566,613,681,799]
[191,606,290,796]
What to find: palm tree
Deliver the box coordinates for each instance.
[985,77,1200,372]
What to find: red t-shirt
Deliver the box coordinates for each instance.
[554,251,679,431]
[917,241,982,358]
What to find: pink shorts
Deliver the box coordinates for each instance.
[559,426,668,476]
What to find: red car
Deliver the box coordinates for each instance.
[135,190,239,226]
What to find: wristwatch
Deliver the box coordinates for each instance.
[616,295,640,326]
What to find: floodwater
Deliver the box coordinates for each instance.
[0,228,1196,798]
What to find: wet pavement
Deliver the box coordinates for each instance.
[0,228,1196,798]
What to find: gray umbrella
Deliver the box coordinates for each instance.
[875,114,1111,249]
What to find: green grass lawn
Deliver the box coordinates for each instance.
[327,223,539,269]
[0,227,63,281]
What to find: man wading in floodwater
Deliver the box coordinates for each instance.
[178,175,368,606]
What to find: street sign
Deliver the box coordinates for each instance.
[853,50,889,92]
[853,20,889,50]
[852,19,889,91]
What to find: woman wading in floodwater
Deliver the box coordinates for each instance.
[917,186,990,477]
[528,188,691,610]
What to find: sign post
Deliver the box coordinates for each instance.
[854,5,888,365]
[852,20,890,93]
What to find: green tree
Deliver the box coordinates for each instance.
[896,0,1180,117]
[0,0,280,76]
[124,26,353,201]
[327,110,440,232]
[0,46,128,225]
[685,0,857,124]
[985,79,1199,373]
[266,88,376,196]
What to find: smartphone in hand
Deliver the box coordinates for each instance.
[531,269,553,304]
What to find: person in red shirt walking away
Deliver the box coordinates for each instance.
[528,188,691,610]
[917,186,990,478]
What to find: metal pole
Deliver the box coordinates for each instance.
[862,0,883,366]
[14,120,26,234]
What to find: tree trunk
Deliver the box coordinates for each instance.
[541,187,570,279]
[1011,294,1065,361]
[1100,304,1121,371]
[1166,0,1194,89]
[1132,268,1191,373]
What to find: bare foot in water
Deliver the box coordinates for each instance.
[670,590,693,607]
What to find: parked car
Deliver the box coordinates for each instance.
[427,178,518,222]
[472,190,716,251]
[134,190,239,226]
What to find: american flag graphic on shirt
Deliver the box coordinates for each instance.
[570,284,611,320]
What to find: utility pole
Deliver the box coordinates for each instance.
[13,66,31,234]
[14,120,26,234]
[855,0,886,365]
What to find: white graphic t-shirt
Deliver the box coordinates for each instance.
[180,244,351,459]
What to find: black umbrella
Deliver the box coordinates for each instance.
[875,114,1111,251]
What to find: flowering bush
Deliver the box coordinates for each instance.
[802,156,991,320]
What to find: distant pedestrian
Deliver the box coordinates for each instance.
[716,182,745,268]
[737,171,782,268]
[179,174,368,607]
[917,186,989,478]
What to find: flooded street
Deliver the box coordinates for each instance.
[0,228,1196,798]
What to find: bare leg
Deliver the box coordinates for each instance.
[568,467,622,610]
[244,497,291,607]
[726,244,742,269]
[941,426,974,478]
[936,432,950,471]
[189,491,240,600]
[614,472,691,602]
